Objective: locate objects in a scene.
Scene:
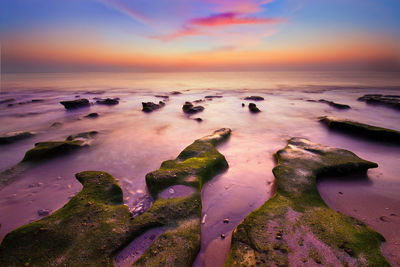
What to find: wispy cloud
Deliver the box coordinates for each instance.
[153,12,283,41]
[97,0,150,25]
[190,12,283,27]
[206,0,275,14]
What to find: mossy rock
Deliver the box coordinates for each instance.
[0,131,35,145]
[224,138,390,267]
[0,128,231,266]
[320,116,400,144]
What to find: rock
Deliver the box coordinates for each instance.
[0,131,35,145]
[223,218,230,224]
[142,101,165,112]
[1,130,231,266]
[31,99,44,103]
[66,131,98,141]
[182,102,204,114]
[318,99,351,109]
[170,91,182,95]
[319,116,400,144]
[85,113,99,118]
[193,99,203,103]
[358,94,400,110]
[244,96,264,101]
[241,103,245,107]
[37,209,50,216]
[248,103,260,113]
[194,118,203,122]
[96,98,119,105]
[50,122,62,128]
[225,138,388,266]
[60,99,90,109]
[22,140,85,162]
[0,98,15,104]
[221,234,226,239]
[205,95,223,99]
[155,95,169,99]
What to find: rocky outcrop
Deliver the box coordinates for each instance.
[60,99,90,109]
[0,131,35,145]
[0,129,231,267]
[358,94,400,110]
[142,101,165,112]
[182,102,204,114]
[320,116,400,144]
[225,138,389,266]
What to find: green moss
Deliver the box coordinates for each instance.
[225,138,390,266]
[22,140,85,162]
[0,128,231,267]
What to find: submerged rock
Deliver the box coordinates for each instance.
[60,99,90,109]
[155,95,169,99]
[224,138,389,266]
[182,101,204,114]
[319,116,400,144]
[205,95,223,99]
[50,122,63,128]
[84,112,99,118]
[248,103,261,113]
[0,98,15,104]
[194,118,203,122]
[244,96,264,101]
[0,131,35,145]
[170,91,182,95]
[0,129,232,267]
[142,101,165,112]
[358,94,400,110]
[318,99,351,109]
[96,98,119,105]
[66,131,98,142]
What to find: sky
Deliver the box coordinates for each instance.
[1,0,400,72]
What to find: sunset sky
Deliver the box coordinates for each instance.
[1,0,400,72]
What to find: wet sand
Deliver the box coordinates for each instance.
[1,71,400,266]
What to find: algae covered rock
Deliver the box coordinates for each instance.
[320,116,400,144]
[0,131,35,145]
[60,99,90,109]
[225,138,390,267]
[96,98,119,105]
[0,129,232,266]
[0,171,132,266]
[318,99,351,109]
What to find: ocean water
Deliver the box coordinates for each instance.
[0,71,399,266]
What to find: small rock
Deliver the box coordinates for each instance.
[50,122,63,128]
[379,216,391,222]
[245,96,264,101]
[38,209,50,216]
[168,188,175,194]
[60,99,90,109]
[221,234,225,239]
[155,95,169,99]
[241,103,245,107]
[170,91,182,95]
[0,131,35,145]
[85,113,99,118]
[223,218,230,224]
[194,118,203,122]
[142,101,165,112]
[182,102,204,114]
[338,191,343,195]
[205,95,223,99]
[248,103,261,113]
[96,98,119,105]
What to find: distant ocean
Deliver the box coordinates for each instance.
[2,71,400,93]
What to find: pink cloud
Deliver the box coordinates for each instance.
[149,26,202,41]
[97,0,150,25]
[204,0,274,14]
[190,12,283,27]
